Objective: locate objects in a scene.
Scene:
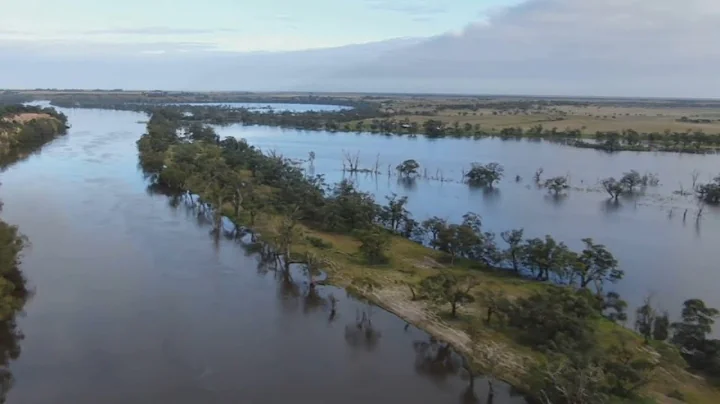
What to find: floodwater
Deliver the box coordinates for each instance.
[0,107,521,403]
[217,124,720,321]
[172,102,350,112]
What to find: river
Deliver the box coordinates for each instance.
[0,106,520,403]
[215,124,720,322]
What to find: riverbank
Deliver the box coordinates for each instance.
[0,105,69,167]
[137,111,720,404]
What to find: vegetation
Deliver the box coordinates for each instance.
[395,159,420,178]
[136,109,720,404]
[12,89,720,154]
[0,105,68,167]
[697,176,720,204]
[465,162,504,188]
[545,176,570,195]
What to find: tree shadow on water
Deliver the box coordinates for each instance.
[600,198,624,215]
[397,177,418,192]
[344,308,382,351]
[543,193,568,208]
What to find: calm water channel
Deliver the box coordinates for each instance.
[216,124,720,322]
[1,107,519,403]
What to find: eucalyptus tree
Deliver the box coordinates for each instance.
[420,269,479,318]
[465,162,504,188]
[544,176,570,195]
[573,238,623,292]
[620,170,643,192]
[601,177,625,200]
[500,229,524,274]
[396,159,420,178]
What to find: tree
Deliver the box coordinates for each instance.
[653,311,670,341]
[379,194,410,233]
[420,270,479,318]
[526,354,608,404]
[435,223,479,265]
[573,238,622,292]
[604,333,657,398]
[501,229,524,274]
[521,235,574,282]
[502,288,599,352]
[544,176,570,195]
[620,170,643,192]
[356,227,391,264]
[601,177,624,200]
[476,290,507,324]
[634,296,656,344]
[465,162,504,188]
[396,159,420,177]
[671,299,719,353]
[421,216,447,247]
[601,292,628,323]
[696,175,720,204]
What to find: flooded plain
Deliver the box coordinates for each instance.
[217,124,720,320]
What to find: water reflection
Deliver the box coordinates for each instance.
[0,319,24,402]
[543,193,568,208]
[397,177,418,191]
[344,308,382,351]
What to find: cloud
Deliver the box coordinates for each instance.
[325,0,720,97]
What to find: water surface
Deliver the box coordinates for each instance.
[170,102,350,112]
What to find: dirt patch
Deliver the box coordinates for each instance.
[365,286,531,386]
[3,113,54,124]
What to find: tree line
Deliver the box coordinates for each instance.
[137,109,718,403]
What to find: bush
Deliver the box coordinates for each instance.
[356,227,391,264]
[306,236,333,250]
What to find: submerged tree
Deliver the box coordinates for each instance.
[620,170,643,192]
[396,159,420,178]
[465,162,504,188]
[601,177,625,200]
[696,175,720,204]
[544,176,570,195]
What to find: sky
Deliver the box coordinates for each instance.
[1,0,719,97]
[0,0,516,52]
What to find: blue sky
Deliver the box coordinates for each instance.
[0,0,519,51]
